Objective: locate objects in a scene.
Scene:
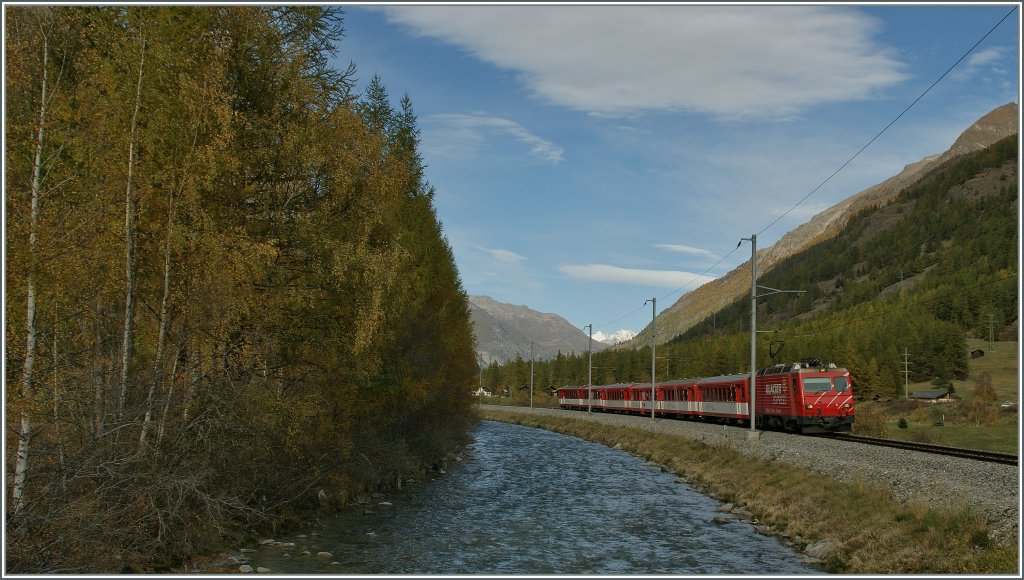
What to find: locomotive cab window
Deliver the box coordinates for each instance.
[834,376,849,392]
[803,377,832,393]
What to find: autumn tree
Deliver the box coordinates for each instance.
[5,6,477,572]
[971,371,999,426]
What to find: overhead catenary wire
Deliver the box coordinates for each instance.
[755,5,1018,240]
[596,5,1017,335]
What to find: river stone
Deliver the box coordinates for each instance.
[804,539,833,559]
[256,567,271,573]
[258,538,275,545]
[732,507,754,519]
[316,551,333,558]
[716,503,734,513]
[711,514,735,524]
[238,564,254,573]
[239,548,256,554]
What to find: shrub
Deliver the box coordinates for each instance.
[853,402,890,437]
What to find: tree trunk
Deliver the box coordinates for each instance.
[52,301,66,490]
[12,23,50,517]
[156,345,182,445]
[139,187,174,451]
[93,297,106,439]
[117,30,145,420]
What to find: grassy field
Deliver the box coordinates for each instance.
[481,408,1018,575]
[880,339,1019,453]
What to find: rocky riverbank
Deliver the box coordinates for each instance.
[483,405,1018,546]
[482,405,1018,573]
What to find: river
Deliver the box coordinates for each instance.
[244,420,820,574]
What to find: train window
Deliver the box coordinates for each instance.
[834,376,849,393]
[803,377,832,393]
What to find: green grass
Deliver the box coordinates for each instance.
[888,416,1019,453]
[952,339,1020,403]
[886,339,1019,453]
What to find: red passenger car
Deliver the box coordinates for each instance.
[557,358,854,434]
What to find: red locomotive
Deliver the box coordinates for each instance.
[557,358,853,433]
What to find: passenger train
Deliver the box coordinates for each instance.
[556,358,854,433]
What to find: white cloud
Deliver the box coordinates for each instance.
[950,46,1011,81]
[475,245,527,264]
[382,5,907,119]
[426,113,564,163]
[560,264,716,289]
[654,244,719,260]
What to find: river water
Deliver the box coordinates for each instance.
[245,420,819,574]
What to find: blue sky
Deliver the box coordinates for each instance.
[330,3,1020,338]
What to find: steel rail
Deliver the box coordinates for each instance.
[821,433,1018,466]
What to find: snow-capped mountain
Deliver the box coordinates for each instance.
[592,329,637,346]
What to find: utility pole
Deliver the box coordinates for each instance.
[740,234,803,439]
[584,324,593,413]
[742,235,757,436]
[529,341,535,410]
[988,314,995,352]
[902,349,910,398]
[645,298,656,420]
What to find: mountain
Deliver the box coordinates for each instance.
[468,295,603,365]
[622,102,1019,349]
[593,329,638,345]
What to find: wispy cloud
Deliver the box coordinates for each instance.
[950,46,1011,81]
[475,245,527,264]
[426,113,564,163]
[382,5,907,119]
[559,264,717,289]
[654,244,720,260]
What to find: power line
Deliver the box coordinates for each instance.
[757,5,1018,239]
[594,6,1016,337]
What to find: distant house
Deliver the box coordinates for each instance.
[970,349,985,359]
[471,387,493,398]
[910,390,954,403]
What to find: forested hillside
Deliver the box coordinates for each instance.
[5,6,477,572]
[483,135,1017,401]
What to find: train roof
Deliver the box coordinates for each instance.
[558,383,635,390]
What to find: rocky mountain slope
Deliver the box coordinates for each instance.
[622,102,1019,348]
[469,295,603,365]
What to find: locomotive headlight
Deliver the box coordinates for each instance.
[805,404,813,409]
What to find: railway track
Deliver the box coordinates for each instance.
[821,433,1018,466]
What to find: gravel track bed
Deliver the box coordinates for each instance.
[482,405,1019,545]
